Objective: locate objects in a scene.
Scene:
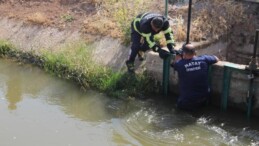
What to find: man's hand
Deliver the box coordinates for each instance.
[152,45,162,52]
[175,49,183,56]
[167,43,176,54]
[158,49,170,59]
[152,45,170,59]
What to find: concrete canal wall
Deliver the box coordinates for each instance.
[0,17,258,116]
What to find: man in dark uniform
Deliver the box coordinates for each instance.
[126,12,175,72]
[172,44,219,110]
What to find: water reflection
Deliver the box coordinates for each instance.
[0,58,258,146]
[6,74,22,110]
[0,60,22,110]
[0,59,52,110]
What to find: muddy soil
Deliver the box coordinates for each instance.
[0,0,96,31]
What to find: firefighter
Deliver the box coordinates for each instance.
[126,12,175,72]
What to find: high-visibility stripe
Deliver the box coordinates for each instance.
[133,13,155,48]
[165,27,175,44]
[169,33,175,43]
[166,40,175,44]
[133,18,141,34]
[164,27,172,34]
[142,33,155,48]
[133,12,148,34]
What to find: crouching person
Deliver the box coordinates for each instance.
[126,12,175,73]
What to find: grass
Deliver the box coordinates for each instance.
[83,0,163,44]
[61,14,74,22]
[0,40,159,98]
[191,0,246,41]
[27,12,50,25]
[88,0,247,43]
[3,0,248,45]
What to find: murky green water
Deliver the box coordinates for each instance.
[0,58,258,146]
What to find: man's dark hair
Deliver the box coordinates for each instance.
[182,44,195,55]
[151,16,164,29]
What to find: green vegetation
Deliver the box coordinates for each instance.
[0,40,13,55]
[103,0,154,44]
[0,41,159,98]
[61,14,74,22]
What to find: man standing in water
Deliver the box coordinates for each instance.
[172,43,219,110]
[126,12,175,73]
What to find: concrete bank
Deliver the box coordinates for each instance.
[0,17,258,117]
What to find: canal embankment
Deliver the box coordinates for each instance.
[0,17,259,117]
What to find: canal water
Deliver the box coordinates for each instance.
[0,58,258,146]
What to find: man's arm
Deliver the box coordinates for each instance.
[162,20,175,53]
[175,54,182,62]
[203,55,220,65]
[171,54,182,68]
[213,55,220,62]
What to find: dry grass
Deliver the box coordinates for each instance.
[0,0,249,43]
[191,0,246,41]
[26,12,50,25]
[167,0,247,42]
[170,16,186,42]
[82,0,164,43]
[82,15,122,38]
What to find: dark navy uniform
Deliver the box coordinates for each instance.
[173,55,218,110]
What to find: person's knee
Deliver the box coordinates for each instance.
[131,45,140,54]
[140,42,150,52]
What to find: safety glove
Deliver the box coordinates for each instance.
[158,49,170,59]
[167,43,176,54]
[152,45,170,59]
[175,49,183,55]
[152,44,162,52]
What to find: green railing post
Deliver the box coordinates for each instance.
[162,0,169,97]
[165,0,168,18]
[247,76,255,119]
[246,29,258,119]
[221,66,232,111]
[162,54,172,97]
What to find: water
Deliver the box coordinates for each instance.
[0,58,258,146]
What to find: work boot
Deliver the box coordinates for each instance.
[138,51,145,61]
[126,60,135,73]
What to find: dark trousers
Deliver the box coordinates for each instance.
[177,97,208,111]
[128,23,150,62]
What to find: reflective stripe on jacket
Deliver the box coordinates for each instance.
[133,12,175,49]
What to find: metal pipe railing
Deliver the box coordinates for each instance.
[253,29,259,58]
[186,0,192,44]
[162,0,193,97]
[162,0,170,97]
[222,29,259,119]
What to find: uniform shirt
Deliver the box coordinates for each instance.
[133,12,174,50]
[173,55,218,107]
